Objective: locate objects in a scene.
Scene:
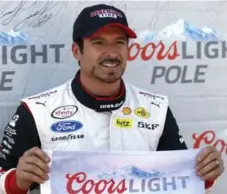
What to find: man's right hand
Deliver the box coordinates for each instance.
[15,147,50,191]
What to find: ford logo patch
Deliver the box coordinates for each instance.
[50,121,83,133]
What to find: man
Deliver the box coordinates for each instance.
[0,4,224,194]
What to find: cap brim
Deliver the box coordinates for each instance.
[85,23,137,39]
[106,23,137,38]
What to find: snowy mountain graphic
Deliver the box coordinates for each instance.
[97,165,164,180]
[0,30,28,45]
[137,19,220,43]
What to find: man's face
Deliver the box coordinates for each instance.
[73,26,129,83]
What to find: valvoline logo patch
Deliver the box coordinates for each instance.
[51,121,83,133]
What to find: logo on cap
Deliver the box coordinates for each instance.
[90,9,123,18]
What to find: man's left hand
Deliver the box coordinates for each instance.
[196,146,224,181]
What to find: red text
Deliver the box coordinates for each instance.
[192,130,227,155]
[128,41,179,61]
[66,172,127,194]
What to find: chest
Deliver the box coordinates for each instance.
[34,102,165,152]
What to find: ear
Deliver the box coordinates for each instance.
[72,43,81,60]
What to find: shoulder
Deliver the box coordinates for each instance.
[21,80,72,104]
[124,81,169,104]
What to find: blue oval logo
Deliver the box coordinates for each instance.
[50,121,83,133]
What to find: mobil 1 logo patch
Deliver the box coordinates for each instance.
[51,105,78,119]
[138,122,159,130]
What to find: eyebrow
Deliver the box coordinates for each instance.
[116,37,128,41]
[89,37,128,41]
[89,37,104,41]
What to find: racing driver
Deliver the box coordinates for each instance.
[0,3,224,194]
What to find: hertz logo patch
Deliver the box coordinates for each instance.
[115,118,133,128]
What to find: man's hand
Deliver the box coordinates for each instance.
[16,147,50,191]
[196,146,224,181]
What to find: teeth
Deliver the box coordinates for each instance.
[102,63,117,67]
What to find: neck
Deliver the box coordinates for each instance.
[79,72,121,97]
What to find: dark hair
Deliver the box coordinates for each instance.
[75,38,84,53]
[74,38,84,66]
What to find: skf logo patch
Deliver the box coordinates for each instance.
[122,107,132,115]
[115,118,132,128]
[134,107,150,118]
[138,122,159,130]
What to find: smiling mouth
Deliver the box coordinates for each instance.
[100,62,120,67]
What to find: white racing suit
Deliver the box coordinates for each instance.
[0,71,214,193]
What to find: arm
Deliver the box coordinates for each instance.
[157,107,215,190]
[0,103,41,194]
[157,107,187,151]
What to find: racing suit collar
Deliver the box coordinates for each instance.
[71,70,126,112]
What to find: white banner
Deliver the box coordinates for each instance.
[41,149,205,194]
[0,1,226,193]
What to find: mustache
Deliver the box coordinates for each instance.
[100,58,121,64]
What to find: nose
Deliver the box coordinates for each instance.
[102,51,119,60]
[102,42,120,55]
[102,46,120,59]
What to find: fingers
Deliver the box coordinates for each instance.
[16,147,51,190]
[199,160,224,181]
[196,146,216,162]
[24,147,50,163]
[195,146,225,181]
[196,151,220,172]
[197,159,220,178]
[25,156,50,173]
[18,170,47,184]
[20,162,49,182]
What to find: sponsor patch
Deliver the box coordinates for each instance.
[51,121,83,133]
[115,118,133,128]
[2,140,12,149]
[100,101,124,109]
[138,122,159,130]
[51,134,84,141]
[122,107,132,115]
[51,105,78,119]
[134,107,150,118]
[5,126,16,137]
[28,90,57,100]
[9,114,19,127]
[139,92,164,100]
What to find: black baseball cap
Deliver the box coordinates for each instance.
[72,4,137,42]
